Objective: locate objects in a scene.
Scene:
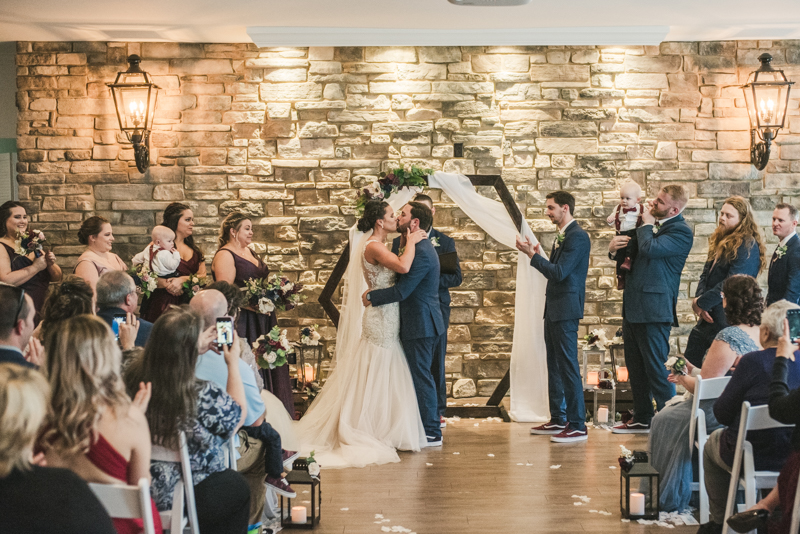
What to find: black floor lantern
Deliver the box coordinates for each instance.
[280,458,321,529]
[620,451,660,520]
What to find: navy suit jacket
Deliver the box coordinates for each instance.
[392,228,462,323]
[767,234,800,306]
[369,238,445,340]
[0,347,35,369]
[695,239,762,323]
[96,306,153,348]
[621,215,694,325]
[530,221,590,322]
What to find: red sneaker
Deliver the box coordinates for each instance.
[530,421,567,435]
[550,425,588,443]
[611,421,650,434]
[440,416,447,428]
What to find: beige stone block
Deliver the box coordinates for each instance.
[182,111,222,124]
[418,47,462,63]
[309,61,342,75]
[708,163,759,180]
[141,43,204,58]
[308,47,334,60]
[431,81,494,93]
[717,131,750,150]
[373,121,433,134]
[322,84,344,100]
[153,184,186,200]
[406,108,442,120]
[495,82,541,101]
[618,108,680,123]
[623,55,682,73]
[260,83,322,101]
[263,68,307,82]
[222,111,265,124]
[95,184,153,200]
[38,137,93,150]
[57,98,115,115]
[56,53,86,65]
[346,94,391,110]
[266,103,291,119]
[365,47,417,63]
[614,73,668,89]
[572,50,600,64]
[298,122,338,138]
[197,95,232,111]
[178,132,233,147]
[659,92,702,108]
[780,144,800,160]
[55,116,94,129]
[91,145,118,160]
[327,110,400,122]
[170,59,234,75]
[245,58,308,68]
[691,150,750,162]
[695,117,749,131]
[638,123,695,140]
[529,65,589,82]
[655,141,678,159]
[397,63,447,80]
[368,81,432,93]
[471,55,502,72]
[30,98,56,111]
[499,109,560,121]
[535,138,598,154]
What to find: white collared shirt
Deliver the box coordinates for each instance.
[779,232,796,247]
[0,344,23,355]
[558,219,575,235]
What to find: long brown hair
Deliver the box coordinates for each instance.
[0,201,24,239]
[217,211,250,248]
[125,306,203,448]
[162,203,204,262]
[39,276,94,341]
[42,315,129,455]
[707,196,767,274]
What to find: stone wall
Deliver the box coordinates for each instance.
[15,40,800,398]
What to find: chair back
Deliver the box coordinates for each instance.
[689,375,731,453]
[89,478,156,534]
[151,431,200,534]
[223,434,237,470]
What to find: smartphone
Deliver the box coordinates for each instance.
[216,317,234,348]
[788,309,800,342]
[112,313,126,340]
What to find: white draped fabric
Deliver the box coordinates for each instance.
[428,172,549,423]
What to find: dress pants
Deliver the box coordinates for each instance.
[703,429,733,524]
[622,319,676,424]
[237,427,282,529]
[402,336,441,440]
[433,304,450,417]
[544,318,586,431]
[194,469,250,534]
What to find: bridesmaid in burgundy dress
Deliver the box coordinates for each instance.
[211,211,295,417]
[140,203,206,323]
[0,201,62,324]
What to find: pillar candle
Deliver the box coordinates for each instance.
[291,506,307,524]
[587,371,599,385]
[629,492,645,516]
[617,367,629,382]
[597,406,609,423]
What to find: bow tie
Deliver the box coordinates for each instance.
[621,207,638,214]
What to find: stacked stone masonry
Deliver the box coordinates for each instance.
[15,40,800,398]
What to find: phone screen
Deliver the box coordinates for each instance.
[788,309,800,342]
[112,314,126,339]
[216,317,234,347]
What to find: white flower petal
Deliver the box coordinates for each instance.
[550,464,561,469]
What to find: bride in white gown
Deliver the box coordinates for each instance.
[295,200,428,468]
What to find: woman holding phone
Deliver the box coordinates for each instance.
[211,212,294,417]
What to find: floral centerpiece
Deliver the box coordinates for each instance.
[182,273,208,299]
[253,325,294,370]
[665,356,688,375]
[354,165,431,216]
[15,229,47,257]
[128,263,158,298]
[243,273,305,316]
[619,445,635,472]
[583,328,610,350]
[300,325,321,346]
[306,450,320,477]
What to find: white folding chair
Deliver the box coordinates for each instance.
[89,478,156,534]
[151,431,200,534]
[723,401,794,534]
[223,434,237,470]
[689,375,732,524]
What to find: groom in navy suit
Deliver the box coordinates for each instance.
[767,203,800,306]
[391,194,462,426]
[364,202,445,446]
[516,191,591,443]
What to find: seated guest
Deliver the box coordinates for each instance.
[0,363,116,534]
[96,270,153,348]
[648,275,763,512]
[37,275,94,341]
[40,315,162,534]
[124,306,250,534]
[699,300,800,533]
[727,316,800,534]
[0,285,40,369]
[190,290,295,533]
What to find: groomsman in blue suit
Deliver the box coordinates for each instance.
[365,202,446,446]
[767,203,800,306]
[610,184,693,434]
[516,191,591,443]
[392,194,462,428]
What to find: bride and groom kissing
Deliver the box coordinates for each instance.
[296,197,454,468]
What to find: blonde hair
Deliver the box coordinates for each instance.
[620,181,642,199]
[707,196,767,274]
[151,225,175,243]
[217,212,250,248]
[42,315,130,455]
[761,300,800,343]
[0,363,50,477]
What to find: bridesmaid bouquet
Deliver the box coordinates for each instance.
[243,273,305,316]
[253,325,294,369]
[128,264,158,298]
[182,273,208,299]
[665,356,688,375]
[15,229,48,257]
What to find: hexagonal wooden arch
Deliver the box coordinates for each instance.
[318,174,522,419]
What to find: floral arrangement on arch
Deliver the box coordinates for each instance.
[128,263,158,298]
[15,229,47,257]
[355,165,432,216]
[253,325,294,370]
[300,324,321,346]
[583,328,610,350]
[243,273,305,316]
[182,273,208,299]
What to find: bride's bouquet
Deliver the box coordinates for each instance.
[243,273,305,316]
[15,229,48,257]
[182,273,208,299]
[128,263,158,298]
[253,325,294,369]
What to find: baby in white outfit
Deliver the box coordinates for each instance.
[132,225,181,277]
[606,181,644,290]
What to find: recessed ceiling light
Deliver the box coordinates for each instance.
[448,0,532,5]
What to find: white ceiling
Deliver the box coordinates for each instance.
[1,0,800,45]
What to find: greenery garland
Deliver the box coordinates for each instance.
[355,165,432,216]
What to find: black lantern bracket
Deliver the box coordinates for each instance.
[742,53,794,171]
[107,55,160,174]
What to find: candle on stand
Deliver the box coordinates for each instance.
[597,406,609,423]
[629,493,645,516]
[587,371,599,386]
[617,367,629,383]
[291,506,307,524]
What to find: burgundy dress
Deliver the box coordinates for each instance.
[139,250,202,323]
[2,243,51,325]
[212,248,294,417]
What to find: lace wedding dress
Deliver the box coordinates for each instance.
[295,239,426,468]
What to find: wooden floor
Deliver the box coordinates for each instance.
[287,405,698,534]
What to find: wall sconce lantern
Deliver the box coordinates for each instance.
[742,53,793,170]
[107,55,160,173]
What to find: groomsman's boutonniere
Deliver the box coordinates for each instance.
[430,237,440,247]
[776,245,788,260]
[554,233,565,249]
[652,222,661,234]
